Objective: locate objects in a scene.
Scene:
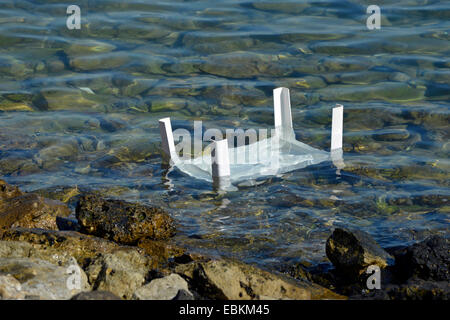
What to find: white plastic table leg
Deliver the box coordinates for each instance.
[331,104,344,151]
[211,138,231,190]
[273,87,293,139]
[211,138,230,178]
[159,117,176,161]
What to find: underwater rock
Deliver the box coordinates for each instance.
[0,56,33,78]
[132,273,192,300]
[150,98,187,112]
[203,85,268,108]
[0,100,33,112]
[32,88,102,111]
[65,40,116,56]
[281,76,327,90]
[199,52,280,79]
[175,259,345,300]
[120,78,159,97]
[251,1,309,14]
[326,228,393,277]
[116,23,171,41]
[316,82,425,103]
[0,257,89,300]
[425,82,450,100]
[373,126,411,141]
[383,277,450,300]
[69,52,130,72]
[391,236,449,282]
[76,194,176,245]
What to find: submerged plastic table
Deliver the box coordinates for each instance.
[159,87,344,190]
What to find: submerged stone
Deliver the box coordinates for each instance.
[199,52,279,79]
[373,127,411,141]
[65,40,116,56]
[32,88,103,111]
[316,82,425,103]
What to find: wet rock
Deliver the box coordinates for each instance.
[175,259,345,300]
[120,78,159,97]
[0,180,22,199]
[69,53,130,72]
[75,194,176,245]
[132,273,192,300]
[282,76,327,90]
[251,1,309,14]
[0,257,89,300]
[326,228,394,277]
[137,238,185,266]
[150,98,187,112]
[0,181,71,231]
[0,56,33,78]
[0,100,34,112]
[203,85,268,108]
[316,82,425,103]
[85,250,152,300]
[71,290,121,300]
[384,277,450,300]
[425,82,450,100]
[65,40,116,56]
[392,236,449,282]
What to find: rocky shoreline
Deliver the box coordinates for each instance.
[0,179,448,300]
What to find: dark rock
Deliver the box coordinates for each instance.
[75,194,176,245]
[326,228,394,277]
[350,277,450,300]
[385,277,450,300]
[392,236,449,282]
[71,291,121,300]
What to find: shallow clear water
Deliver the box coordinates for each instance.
[0,0,448,268]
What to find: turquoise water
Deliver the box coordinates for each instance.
[0,0,449,268]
